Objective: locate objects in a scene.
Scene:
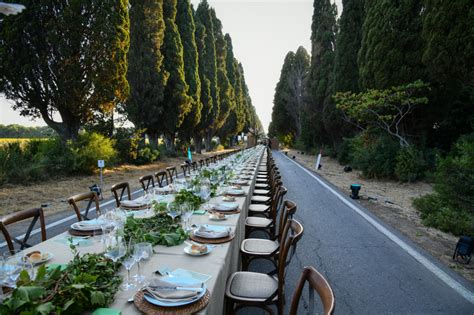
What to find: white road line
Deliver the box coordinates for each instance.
[280,152,474,304]
[0,188,144,249]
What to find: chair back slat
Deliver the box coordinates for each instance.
[155,170,170,187]
[166,166,178,183]
[68,191,100,221]
[0,208,47,254]
[289,266,335,315]
[111,182,131,207]
[139,174,155,192]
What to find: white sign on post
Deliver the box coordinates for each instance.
[98,160,105,168]
[315,151,322,171]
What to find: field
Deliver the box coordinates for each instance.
[0,138,48,146]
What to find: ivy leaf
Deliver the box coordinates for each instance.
[35,265,46,281]
[36,302,55,314]
[91,291,105,305]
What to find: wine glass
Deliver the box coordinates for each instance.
[180,202,194,232]
[104,237,126,263]
[121,255,136,290]
[200,183,211,210]
[167,202,181,221]
[132,243,150,284]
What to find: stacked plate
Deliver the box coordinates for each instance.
[143,277,206,307]
[193,225,231,239]
[211,202,239,212]
[120,199,149,211]
[69,219,110,236]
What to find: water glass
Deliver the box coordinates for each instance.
[132,243,149,283]
[121,256,136,290]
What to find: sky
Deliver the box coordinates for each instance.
[0,0,342,132]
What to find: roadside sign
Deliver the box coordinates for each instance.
[98,160,105,168]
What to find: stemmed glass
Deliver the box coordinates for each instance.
[167,202,181,221]
[133,243,152,284]
[180,202,194,232]
[121,255,136,290]
[2,250,33,288]
[200,181,211,210]
[104,236,126,263]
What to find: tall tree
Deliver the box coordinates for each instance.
[0,0,130,141]
[304,0,338,147]
[176,0,202,143]
[334,0,365,93]
[161,0,192,151]
[194,0,219,151]
[358,0,425,90]
[124,0,167,147]
[422,0,474,149]
[209,9,234,147]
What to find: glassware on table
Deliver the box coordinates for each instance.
[167,202,181,221]
[121,255,136,290]
[104,237,126,263]
[180,202,194,232]
[200,182,211,210]
[2,250,33,288]
[132,243,151,284]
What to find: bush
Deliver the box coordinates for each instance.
[113,128,142,163]
[395,146,426,182]
[69,132,117,174]
[350,133,400,179]
[135,146,160,165]
[215,144,225,151]
[413,133,474,236]
[336,138,353,164]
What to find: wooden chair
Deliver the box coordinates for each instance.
[289,266,335,315]
[111,182,131,207]
[166,166,178,183]
[191,161,198,172]
[225,219,304,315]
[204,158,210,166]
[198,159,205,169]
[155,170,170,187]
[242,199,296,271]
[68,191,100,221]
[180,163,190,177]
[0,208,47,254]
[139,174,155,192]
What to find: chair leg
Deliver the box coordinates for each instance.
[225,297,234,315]
[277,298,284,315]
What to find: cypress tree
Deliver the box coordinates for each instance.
[161,0,192,151]
[334,0,365,93]
[0,0,130,141]
[124,0,167,147]
[422,0,474,149]
[358,0,425,89]
[210,9,235,144]
[305,0,338,147]
[195,0,219,150]
[176,0,202,143]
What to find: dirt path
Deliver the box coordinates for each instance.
[283,149,474,283]
[0,151,226,217]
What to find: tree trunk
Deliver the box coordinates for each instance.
[193,134,202,153]
[164,133,176,152]
[148,132,159,149]
[204,132,212,152]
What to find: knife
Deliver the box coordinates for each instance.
[148,286,204,293]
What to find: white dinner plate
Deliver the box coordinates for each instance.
[21,252,53,265]
[143,277,206,307]
[184,245,213,256]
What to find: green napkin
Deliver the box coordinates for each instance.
[193,209,206,215]
[92,308,121,315]
[46,264,67,272]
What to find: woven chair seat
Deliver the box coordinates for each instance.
[251,196,270,203]
[255,183,270,189]
[227,271,278,301]
[245,216,272,228]
[242,239,278,254]
[248,204,270,212]
[253,189,270,195]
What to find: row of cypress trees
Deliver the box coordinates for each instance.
[123,0,260,152]
[269,0,473,154]
[0,0,261,152]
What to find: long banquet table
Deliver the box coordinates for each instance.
[21,146,265,314]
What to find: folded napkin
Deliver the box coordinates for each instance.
[120,199,148,208]
[145,278,201,300]
[226,189,245,196]
[212,202,239,211]
[194,225,230,238]
[73,219,106,230]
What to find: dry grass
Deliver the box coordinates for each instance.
[0,150,226,217]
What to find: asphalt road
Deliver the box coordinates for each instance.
[2,150,474,314]
[262,151,474,314]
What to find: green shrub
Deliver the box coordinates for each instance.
[215,144,225,151]
[135,146,160,165]
[68,132,117,174]
[113,128,142,163]
[414,194,474,236]
[350,133,400,178]
[336,138,353,164]
[395,146,426,182]
[413,133,474,236]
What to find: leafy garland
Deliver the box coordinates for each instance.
[173,189,203,209]
[0,246,121,315]
[124,206,188,247]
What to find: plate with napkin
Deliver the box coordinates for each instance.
[70,219,109,231]
[211,202,239,212]
[120,199,149,210]
[143,277,206,307]
[225,188,245,196]
[193,225,231,239]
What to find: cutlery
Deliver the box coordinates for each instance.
[148,285,204,293]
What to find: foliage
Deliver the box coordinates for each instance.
[358,0,425,89]
[0,124,55,138]
[335,80,430,147]
[0,0,130,141]
[69,133,117,174]
[135,146,160,165]
[173,189,203,210]
[124,211,188,247]
[395,146,426,182]
[334,0,364,93]
[0,251,121,315]
[123,0,167,148]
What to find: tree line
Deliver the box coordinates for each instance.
[269,0,474,235]
[0,0,262,152]
[269,0,473,154]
